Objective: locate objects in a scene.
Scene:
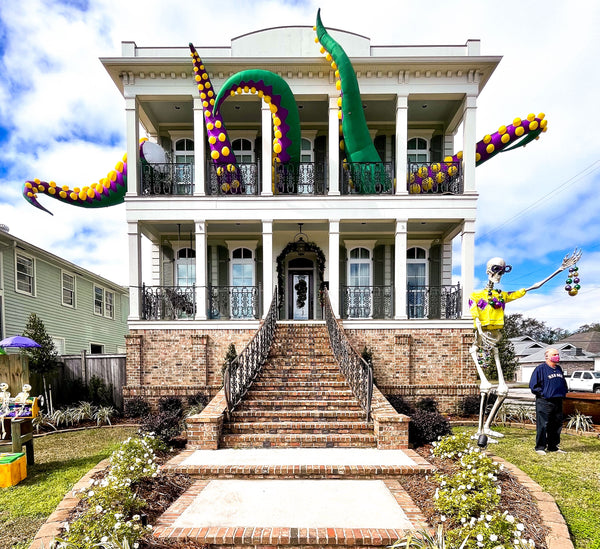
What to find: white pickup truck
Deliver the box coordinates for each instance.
[566,370,600,393]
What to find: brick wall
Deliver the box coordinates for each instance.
[344,327,479,413]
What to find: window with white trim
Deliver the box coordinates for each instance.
[94,285,104,316]
[407,247,428,318]
[407,137,429,163]
[105,291,114,319]
[176,247,196,287]
[232,138,254,163]
[348,247,372,287]
[62,271,75,307]
[16,252,34,295]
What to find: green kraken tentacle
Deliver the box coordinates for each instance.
[215,69,300,165]
[315,9,381,164]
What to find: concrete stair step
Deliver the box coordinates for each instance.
[220,432,377,449]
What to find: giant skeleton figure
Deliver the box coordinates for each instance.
[470,249,582,447]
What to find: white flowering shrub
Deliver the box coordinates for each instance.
[55,434,160,549]
[446,511,535,549]
[431,432,474,460]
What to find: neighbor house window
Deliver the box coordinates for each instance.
[105,291,114,319]
[90,343,104,354]
[62,272,75,307]
[94,285,104,316]
[16,252,34,295]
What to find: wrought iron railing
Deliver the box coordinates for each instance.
[341,285,394,319]
[224,287,278,413]
[208,285,261,320]
[341,162,394,195]
[140,163,194,195]
[407,284,462,319]
[407,161,463,194]
[140,284,196,320]
[206,162,259,195]
[322,288,373,421]
[274,162,327,195]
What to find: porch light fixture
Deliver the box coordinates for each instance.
[294,223,308,256]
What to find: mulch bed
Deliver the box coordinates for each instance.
[60,443,549,549]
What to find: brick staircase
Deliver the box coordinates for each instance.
[220,323,377,449]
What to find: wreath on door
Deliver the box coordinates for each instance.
[295,278,308,309]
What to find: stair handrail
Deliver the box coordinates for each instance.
[224,286,278,413]
[322,288,373,421]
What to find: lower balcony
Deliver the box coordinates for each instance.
[141,285,196,320]
[341,286,394,319]
[208,285,261,320]
[407,284,462,319]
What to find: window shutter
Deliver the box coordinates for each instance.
[374,135,386,162]
[430,135,443,162]
[161,244,174,286]
[373,245,385,286]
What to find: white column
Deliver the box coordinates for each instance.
[461,220,476,318]
[328,220,340,317]
[395,95,408,195]
[125,98,140,196]
[128,221,142,321]
[328,96,340,196]
[262,220,273,316]
[194,221,207,320]
[463,96,477,193]
[261,103,273,196]
[394,220,408,319]
[193,98,206,196]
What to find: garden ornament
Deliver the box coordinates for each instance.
[470,248,582,447]
[0,383,9,439]
[14,384,31,405]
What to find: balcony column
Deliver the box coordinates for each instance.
[193,98,206,196]
[261,103,273,196]
[262,220,273,316]
[394,220,408,320]
[127,221,142,321]
[328,96,340,196]
[395,95,408,195]
[463,95,477,193]
[461,220,476,318]
[125,98,140,196]
[328,220,340,317]
[194,221,208,320]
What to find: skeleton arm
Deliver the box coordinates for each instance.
[525,248,582,292]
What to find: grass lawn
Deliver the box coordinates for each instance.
[458,426,600,549]
[0,426,137,549]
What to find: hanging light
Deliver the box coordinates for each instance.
[294,223,308,256]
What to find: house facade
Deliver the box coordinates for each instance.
[0,227,129,355]
[101,21,507,411]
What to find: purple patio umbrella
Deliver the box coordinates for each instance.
[0,335,41,348]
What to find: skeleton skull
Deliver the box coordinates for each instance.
[486,257,512,284]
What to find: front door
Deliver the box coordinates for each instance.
[288,271,313,320]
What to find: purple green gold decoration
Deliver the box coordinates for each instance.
[565,265,581,296]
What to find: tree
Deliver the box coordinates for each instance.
[484,329,520,382]
[503,313,568,344]
[573,323,600,333]
[21,313,59,375]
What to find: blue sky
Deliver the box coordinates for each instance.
[0,0,599,331]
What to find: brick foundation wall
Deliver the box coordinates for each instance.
[344,327,479,414]
[124,328,256,410]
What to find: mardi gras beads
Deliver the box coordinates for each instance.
[565,265,581,296]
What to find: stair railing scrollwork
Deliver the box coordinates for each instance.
[322,288,373,422]
[223,287,278,413]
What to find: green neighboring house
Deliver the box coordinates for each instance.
[0,227,128,355]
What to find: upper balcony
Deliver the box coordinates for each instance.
[139,159,463,197]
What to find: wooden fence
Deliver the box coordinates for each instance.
[0,354,30,394]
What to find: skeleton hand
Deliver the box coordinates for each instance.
[560,248,582,271]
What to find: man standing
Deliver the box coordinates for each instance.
[529,348,569,455]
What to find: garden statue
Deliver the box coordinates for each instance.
[0,382,10,439]
[14,384,32,405]
[470,249,582,447]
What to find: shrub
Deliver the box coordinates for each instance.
[88,376,114,407]
[222,343,237,380]
[158,396,183,418]
[124,397,151,419]
[458,395,481,417]
[415,397,439,413]
[140,410,182,444]
[386,395,415,416]
[187,392,209,409]
[360,346,373,367]
[567,409,594,433]
[432,432,474,460]
[94,406,116,426]
[409,410,451,448]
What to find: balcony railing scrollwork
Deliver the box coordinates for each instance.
[140,163,194,196]
[140,284,196,320]
[341,285,394,319]
[224,287,278,413]
[341,162,394,195]
[274,162,326,195]
[407,284,462,319]
[207,162,258,195]
[322,288,373,421]
[208,285,261,320]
